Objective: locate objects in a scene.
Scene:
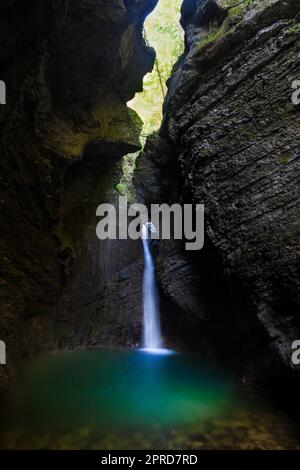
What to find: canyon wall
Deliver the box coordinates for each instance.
[1,0,299,396]
[135,0,300,380]
[0,0,158,394]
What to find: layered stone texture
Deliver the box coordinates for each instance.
[135,0,300,377]
[0,0,158,394]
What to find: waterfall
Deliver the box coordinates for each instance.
[141,224,162,350]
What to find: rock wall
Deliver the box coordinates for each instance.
[0,0,158,394]
[135,0,300,379]
[1,0,299,396]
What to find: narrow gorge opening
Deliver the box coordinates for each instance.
[116,0,183,200]
[0,0,300,452]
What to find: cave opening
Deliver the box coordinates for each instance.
[1,0,300,452]
[129,0,184,136]
[116,0,184,200]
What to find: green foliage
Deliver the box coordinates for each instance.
[198,21,228,49]
[116,152,138,201]
[128,0,184,136]
[222,0,275,19]
[115,182,128,196]
[288,22,300,34]
[222,0,254,18]
[199,1,273,51]
[118,1,184,201]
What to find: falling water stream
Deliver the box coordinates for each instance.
[141,224,162,351]
[1,223,298,450]
[1,233,299,450]
[1,0,299,453]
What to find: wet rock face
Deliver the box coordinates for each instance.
[137,0,300,375]
[134,133,176,204]
[87,260,144,349]
[0,0,157,392]
[181,0,228,29]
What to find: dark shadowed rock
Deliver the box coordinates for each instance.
[135,0,300,379]
[0,0,157,393]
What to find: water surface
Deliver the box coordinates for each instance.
[0,349,299,449]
